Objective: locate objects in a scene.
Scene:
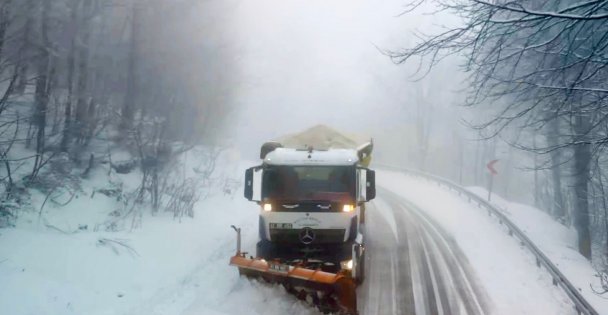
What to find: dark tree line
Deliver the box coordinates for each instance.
[0,0,232,224]
[393,0,608,273]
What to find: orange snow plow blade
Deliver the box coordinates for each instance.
[230,255,357,315]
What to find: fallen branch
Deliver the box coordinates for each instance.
[44,223,77,235]
[97,238,139,257]
[38,187,58,219]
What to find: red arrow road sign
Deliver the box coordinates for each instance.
[487,159,499,175]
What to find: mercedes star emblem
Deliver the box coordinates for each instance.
[299,227,315,244]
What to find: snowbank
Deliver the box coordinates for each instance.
[468,186,608,314]
[0,157,316,315]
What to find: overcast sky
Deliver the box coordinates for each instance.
[175,0,533,202]
[223,1,448,145]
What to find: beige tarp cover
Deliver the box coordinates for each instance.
[275,125,370,150]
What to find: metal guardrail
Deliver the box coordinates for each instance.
[378,164,599,315]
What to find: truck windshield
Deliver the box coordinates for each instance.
[262,165,355,202]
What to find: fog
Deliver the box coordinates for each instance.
[0,0,539,210]
[222,0,465,160]
[169,0,543,208]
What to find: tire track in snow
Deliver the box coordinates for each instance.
[360,189,490,315]
[360,199,416,315]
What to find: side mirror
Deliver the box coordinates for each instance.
[244,167,254,200]
[366,170,376,201]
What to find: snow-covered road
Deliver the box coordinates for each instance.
[375,170,575,315]
[360,188,489,315]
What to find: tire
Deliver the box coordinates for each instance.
[355,249,365,284]
[359,250,366,284]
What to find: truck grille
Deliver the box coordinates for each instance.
[269,228,345,244]
[274,202,343,212]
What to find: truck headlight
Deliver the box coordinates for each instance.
[340,259,353,270]
[342,204,354,212]
[263,203,272,211]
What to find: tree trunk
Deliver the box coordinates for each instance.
[16,0,35,95]
[121,1,140,131]
[85,4,110,145]
[599,168,608,259]
[32,0,51,179]
[0,0,12,60]
[533,135,539,208]
[457,135,464,184]
[546,117,566,220]
[60,0,79,152]
[573,113,592,260]
[474,140,481,184]
[74,0,93,144]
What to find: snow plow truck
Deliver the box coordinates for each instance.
[229,125,375,315]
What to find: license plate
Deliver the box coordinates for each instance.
[268,262,290,274]
[269,223,292,229]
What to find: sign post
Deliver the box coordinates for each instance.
[487,159,499,201]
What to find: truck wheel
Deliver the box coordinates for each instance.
[357,253,365,284]
[355,247,365,284]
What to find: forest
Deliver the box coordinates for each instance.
[0,0,235,228]
[388,0,608,289]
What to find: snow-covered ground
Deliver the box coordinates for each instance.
[4,163,604,315]
[467,186,608,315]
[378,170,577,315]
[0,152,316,315]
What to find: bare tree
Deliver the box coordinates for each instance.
[60,0,80,152]
[0,0,12,60]
[391,0,608,260]
[120,0,140,132]
[0,0,235,229]
[31,0,52,180]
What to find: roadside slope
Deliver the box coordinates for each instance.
[468,187,608,315]
[0,158,315,315]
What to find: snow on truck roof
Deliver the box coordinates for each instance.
[275,125,370,151]
[264,148,359,166]
[261,125,373,166]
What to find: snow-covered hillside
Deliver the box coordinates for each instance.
[468,187,608,314]
[0,152,316,315]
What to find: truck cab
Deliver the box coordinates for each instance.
[244,145,375,277]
